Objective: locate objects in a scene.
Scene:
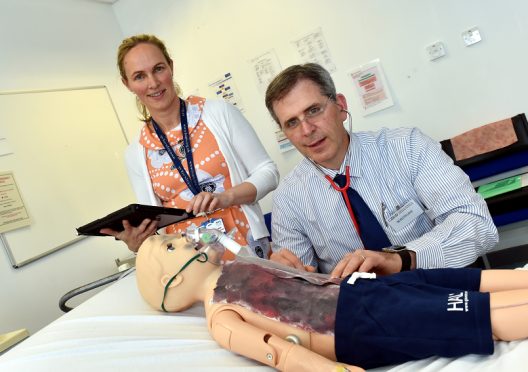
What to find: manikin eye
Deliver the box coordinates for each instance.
[167,243,175,252]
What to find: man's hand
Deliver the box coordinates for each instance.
[330,250,417,279]
[270,249,315,272]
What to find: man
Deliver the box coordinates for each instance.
[265,63,497,278]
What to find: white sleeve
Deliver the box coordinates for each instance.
[221,100,280,202]
[124,142,156,206]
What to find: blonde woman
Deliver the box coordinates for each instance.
[102,34,279,261]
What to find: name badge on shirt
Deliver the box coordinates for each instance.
[200,218,226,233]
[386,200,423,232]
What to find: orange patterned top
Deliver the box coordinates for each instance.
[139,96,250,262]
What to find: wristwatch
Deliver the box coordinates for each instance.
[382,245,411,272]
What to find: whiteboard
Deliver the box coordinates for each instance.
[0,87,136,266]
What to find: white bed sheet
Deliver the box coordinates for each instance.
[0,271,526,372]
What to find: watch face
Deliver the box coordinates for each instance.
[382,245,406,253]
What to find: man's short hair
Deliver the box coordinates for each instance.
[265,63,337,126]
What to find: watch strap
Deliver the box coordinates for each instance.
[396,249,411,272]
[382,246,411,272]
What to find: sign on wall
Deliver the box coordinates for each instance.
[347,59,394,116]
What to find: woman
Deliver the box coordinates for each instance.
[103,34,279,260]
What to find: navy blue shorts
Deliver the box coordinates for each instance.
[335,268,493,369]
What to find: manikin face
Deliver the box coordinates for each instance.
[272,79,349,170]
[138,234,223,287]
[121,43,177,117]
[136,234,200,312]
[139,235,196,277]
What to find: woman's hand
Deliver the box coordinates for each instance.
[186,191,233,215]
[100,218,158,253]
[186,182,258,215]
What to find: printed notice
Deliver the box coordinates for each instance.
[208,73,245,112]
[0,171,32,233]
[347,59,394,116]
[270,114,295,153]
[291,27,336,73]
[247,49,282,100]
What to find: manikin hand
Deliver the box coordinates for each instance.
[330,250,416,279]
[270,249,316,272]
[100,218,158,253]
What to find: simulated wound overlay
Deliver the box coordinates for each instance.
[213,261,339,336]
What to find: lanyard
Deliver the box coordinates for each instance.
[324,166,361,239]
[151,98,201,196]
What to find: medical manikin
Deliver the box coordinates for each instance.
[136,230,528,371]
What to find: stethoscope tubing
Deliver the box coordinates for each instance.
[324,166,361,236]
[304,107,364,242]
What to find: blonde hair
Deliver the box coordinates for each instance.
[117,34,183,122]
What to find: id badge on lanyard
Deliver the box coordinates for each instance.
[200,218,226,233]
[152,98,201,195]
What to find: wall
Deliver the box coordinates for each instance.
[112,0,528,216]
[0,0,132,335]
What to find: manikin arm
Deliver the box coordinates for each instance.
[211,310,363,372]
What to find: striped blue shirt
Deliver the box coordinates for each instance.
[271,127,498,274]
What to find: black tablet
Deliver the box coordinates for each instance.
[76,204,195,236]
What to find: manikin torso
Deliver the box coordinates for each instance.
[203,275,338,361]
[136,234,353,370]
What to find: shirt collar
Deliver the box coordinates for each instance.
[308,133,362,186]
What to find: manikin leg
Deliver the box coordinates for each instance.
[490,290,528,341]
[479,270,528,341]
[480,270,528,293]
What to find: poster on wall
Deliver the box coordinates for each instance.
[0,170,32,234]
[291,27,336,73]
[208,73,246,113]
[347,59,394,116]
[270,114,295,153]
[247,49,283,101]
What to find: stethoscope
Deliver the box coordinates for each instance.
[305,108,361,237]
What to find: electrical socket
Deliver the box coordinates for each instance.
[462,27,482,46]
[426,42,445,61]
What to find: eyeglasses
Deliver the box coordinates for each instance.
[282,95,334,131]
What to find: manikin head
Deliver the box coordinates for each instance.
[136,234,222,312]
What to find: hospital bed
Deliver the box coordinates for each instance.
[1,268,527,372]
